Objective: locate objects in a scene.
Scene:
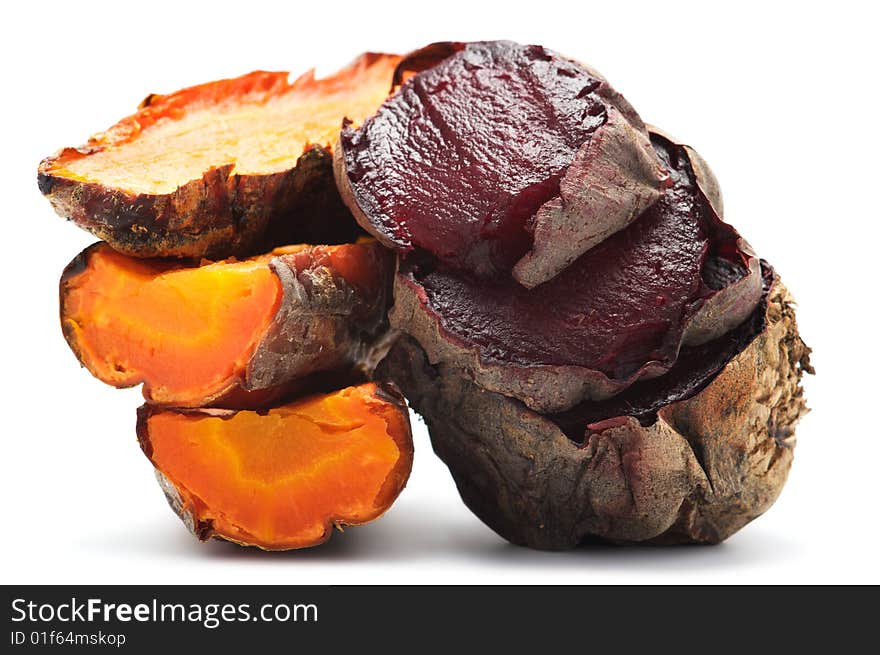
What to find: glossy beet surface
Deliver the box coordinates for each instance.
[340,41,629,277]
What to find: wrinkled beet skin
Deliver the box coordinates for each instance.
[338,41,664,281]
[378,276,812,549]
[389,132,761,412]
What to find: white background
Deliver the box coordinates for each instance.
[2,0,877,584]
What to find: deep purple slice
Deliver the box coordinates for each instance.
[337,41,666,285]
[550,263,773,443]
[414,185,706,376]
[389,133,762,412]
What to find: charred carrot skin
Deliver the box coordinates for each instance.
[137,382,414,550]
[40,146,360,259]
[59,240,394,408]
[39,54,401,259]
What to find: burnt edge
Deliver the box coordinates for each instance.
[41,146,362,260]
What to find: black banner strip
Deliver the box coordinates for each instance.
[1,585,872,650]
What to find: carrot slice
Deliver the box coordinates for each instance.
[138,383,413,550]
[60,241,393,407]
[39,53,401,258]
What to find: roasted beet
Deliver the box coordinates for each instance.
[378,277,812,549]
[361,42,809,550]
[389,132,762,412]
[335,41,668,286]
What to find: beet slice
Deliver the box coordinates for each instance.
[335,41,668,286]
[549,263,774,442]
[389,132,762,412]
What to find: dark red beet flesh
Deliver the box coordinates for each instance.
[413,204,705,377]
[550,263,773,443]
[392,133,762,411]
[340,41,643,278]
[408,132,741,378]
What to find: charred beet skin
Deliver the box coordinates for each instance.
[336,41,667,286]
